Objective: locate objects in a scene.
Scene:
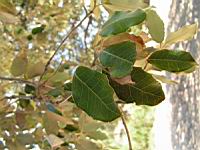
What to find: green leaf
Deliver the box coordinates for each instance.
[146,9,164,43]
[16,133,34,145]
[72,66,120,122]
[10,53,28,76]
[32,25,45,35]
[100,41,136,78]
[63,82,72,91]
[162,24,198,48]
[47,89,62,98]
[46,103,62,115]
[109,67,165,106]
[25,84,36,94]
[147,50,198,73]
[100,9,146,37]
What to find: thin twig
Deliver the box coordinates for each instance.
[39,1,97,82]
[119,106,133,150]
[84,16,93,52]
[56,95,72,105]
[0,76,36,86]
[2,95,35,100]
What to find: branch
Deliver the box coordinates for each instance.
[0,76,36,86]
[119,106,133,150]
[39,2,97,82]
[3,95,35,100]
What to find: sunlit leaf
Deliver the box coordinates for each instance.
[162,24,198,48]
[26,61,45,79]
[152,74,178,84]
[100,9,146,37]
[100,41,136,78]
[72,66,120,122]
[47,72,69,84]
[146,9,164,43]
[147,50,198,73]
[10,53,28,76]
[109,67,165,105]
[103,0,149,12]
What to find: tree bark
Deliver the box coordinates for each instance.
[167,0,200,149]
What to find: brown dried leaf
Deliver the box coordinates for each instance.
[111,75,135,85]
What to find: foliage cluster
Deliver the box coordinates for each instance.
[0,0,198,149]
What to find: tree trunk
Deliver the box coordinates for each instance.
[167,0,200,149]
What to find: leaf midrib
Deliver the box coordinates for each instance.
[103,50,133,65]
[130,84,163,98]
[74,73,119,115]
[148,58,196,64]
[102,11,143,32]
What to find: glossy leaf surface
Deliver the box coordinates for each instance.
[72,66,120,122]
[147,50,198,73]
[100,41,136,78]
[109,67,165,106]
[100,9,146,37]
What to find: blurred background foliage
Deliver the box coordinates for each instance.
[0,0,154,149]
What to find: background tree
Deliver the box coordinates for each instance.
[167,0,200,149]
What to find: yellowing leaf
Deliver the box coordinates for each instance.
[146,9,165,43]
[162,24,198,48]
[90,0,101,20]
[111,75,135,85]
[103,0,149,13]
[102,33,131,48]
[10,53,28,76]
[152,74,178,84]
[102,33,144,48]
[26,62,45,79]
[47,72,70,84]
